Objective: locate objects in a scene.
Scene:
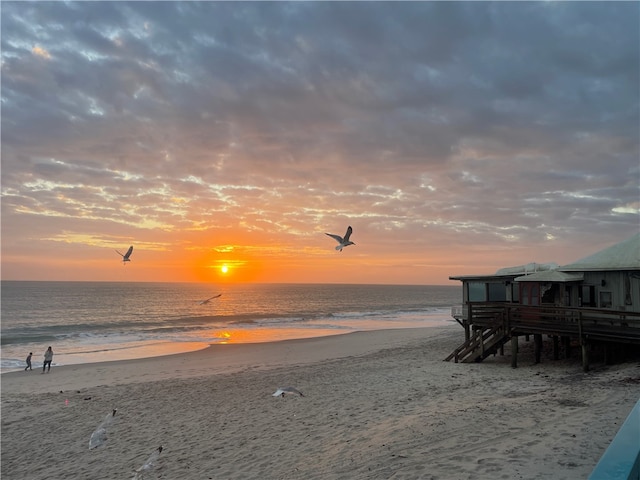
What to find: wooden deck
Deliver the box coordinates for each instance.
[446,303,640,371]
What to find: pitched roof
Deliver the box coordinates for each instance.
[560,233,640,272]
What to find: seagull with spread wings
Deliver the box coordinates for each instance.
[89,409,117,450]
[198,294,222,305]
[116,246,133,264]
[272,386,305,397]
[325,226,355,252]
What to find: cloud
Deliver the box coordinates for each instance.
[1,1,638,283]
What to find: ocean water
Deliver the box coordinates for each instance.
[1,281,460,373]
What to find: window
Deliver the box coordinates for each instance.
[468,282,486,302]
[512,283,520,303]
[599,291,612,308]
[580,286,596,307]
[488,283,507,301]
[541,284,558,304]
[521,283,540,306]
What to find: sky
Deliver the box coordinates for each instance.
[1,1,639,285]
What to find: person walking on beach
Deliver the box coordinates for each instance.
[42,346,53,373]
[25,352,33,371]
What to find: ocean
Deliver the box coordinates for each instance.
[1,281,460,373]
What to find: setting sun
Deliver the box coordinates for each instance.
[221,265,229,274]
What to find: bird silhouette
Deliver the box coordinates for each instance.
[116,246,134,264]
[198,294,222,305]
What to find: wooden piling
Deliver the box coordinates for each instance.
[563,336,571,358]
[511,336,518,368]
[582,340,590,372]
[552,336,560,360]
[534,334,542,364]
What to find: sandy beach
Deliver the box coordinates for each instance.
[2,325,639,480]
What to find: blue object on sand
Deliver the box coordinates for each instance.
[589,399,640,480]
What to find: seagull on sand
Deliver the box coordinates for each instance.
[116,246,134,264]
[134,446,163,480]
[325,226,355,252]
[273,386,305,397]
[198,294,222,305]
[89,409,117,450]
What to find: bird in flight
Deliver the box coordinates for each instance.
[325,226,355,252]
[116,246,133,264]
[134,446,163,479]
[198,294,222,305]
[272,386,305,397]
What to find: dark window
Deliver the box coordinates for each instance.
[541,284,558,304]
[580,286,596,307]
[521,283,540,306]
[468,282,486,302]
[488,283,507,301]
[599,291,612,308]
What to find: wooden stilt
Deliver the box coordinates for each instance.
[563,336,571,358]
[603,343,613,365]
[553,336,560,360]
[534,334,542,364]
[582,340,590,372]
[511,336,518,369]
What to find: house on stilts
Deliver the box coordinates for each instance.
[445,233,640,371]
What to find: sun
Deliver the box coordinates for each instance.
[220,264,229,274]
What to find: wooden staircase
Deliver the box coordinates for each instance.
[445,324,511,363]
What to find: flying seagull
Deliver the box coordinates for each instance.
[116,246,134,264]
[89,409,117,450]
[325,226,355,252]
[198,294,222,305]
[134,446,163,480]
[272,386,305,397]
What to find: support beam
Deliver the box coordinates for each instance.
[582,340,590,372]
[603,343,612,365]
[552,336,560,360]
[511,336,518,369]
[534,334,543,364]
[563,336,571,359]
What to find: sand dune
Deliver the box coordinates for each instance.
[2,325,638,479]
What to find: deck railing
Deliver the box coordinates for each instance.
[462,303,640,344]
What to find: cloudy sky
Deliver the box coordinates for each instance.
[1,1,638,285]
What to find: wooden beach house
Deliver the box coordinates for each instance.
[446,233,640,371]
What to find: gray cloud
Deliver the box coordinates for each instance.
[1,1,638,282]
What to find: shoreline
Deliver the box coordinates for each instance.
[1,327,447,394]
[0,316,455,374]
[2,325,639,479]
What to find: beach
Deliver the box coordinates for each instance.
[2,324,639,480]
